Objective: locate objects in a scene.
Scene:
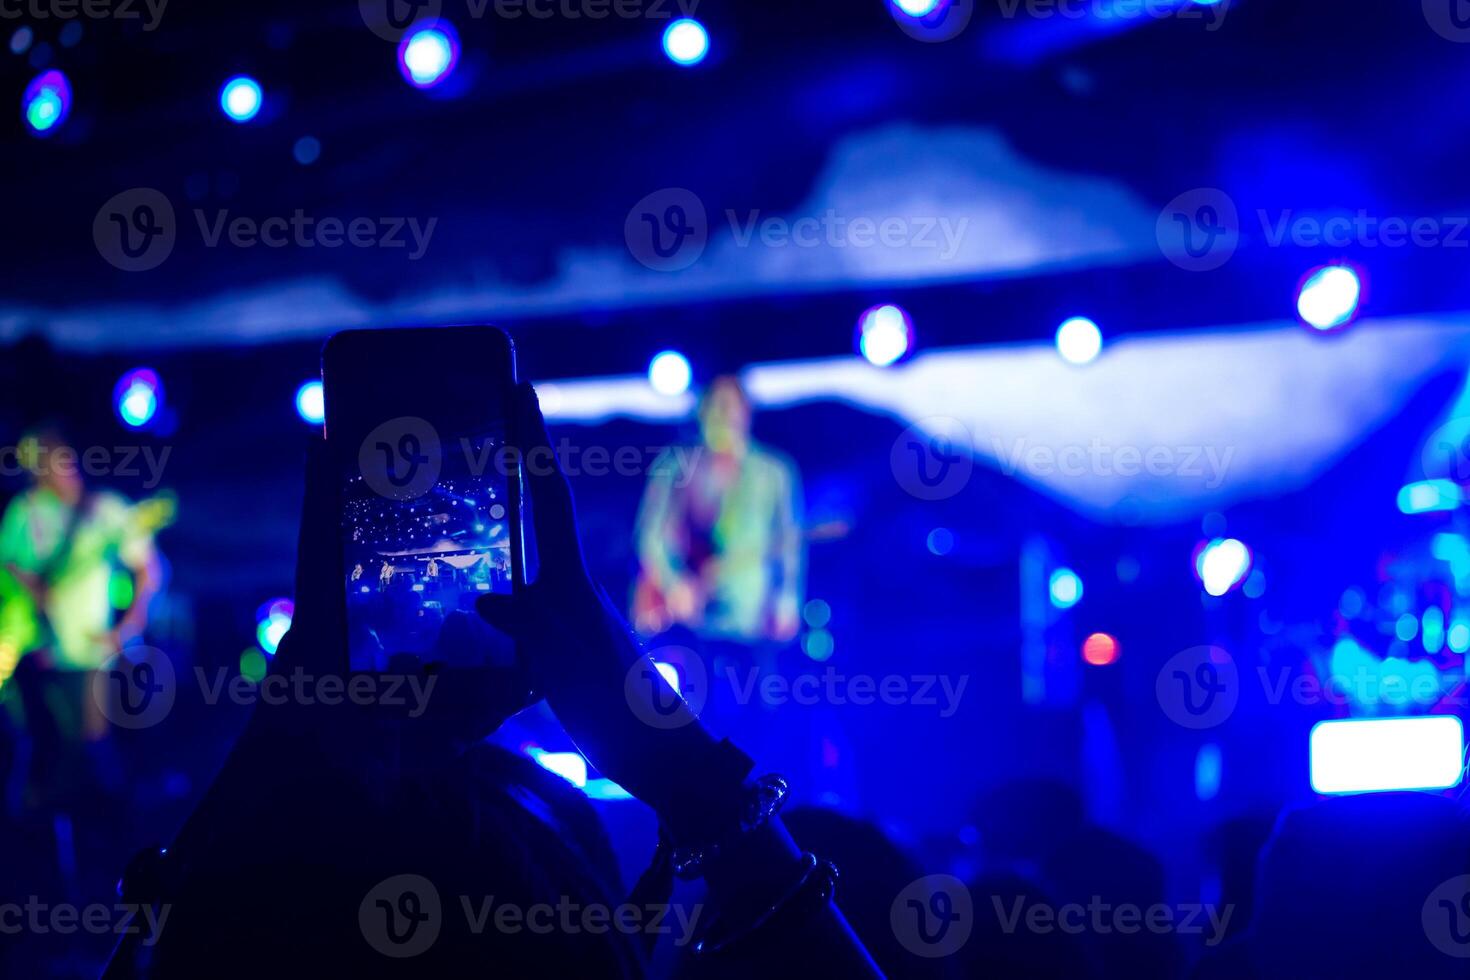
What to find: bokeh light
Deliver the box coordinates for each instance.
[663,18,709,66]
[219,75,262,122]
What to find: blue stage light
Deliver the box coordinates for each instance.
[648,350,692,396]
[1055,316,1102,365]
[1398,479,1461,514]
[220,76,262,122]
[1194,743,1222,801]
[293,136,321,165]
[927,527,955,556]
[114,368,162,428]
[894,0,944,13]
[654,660,681,696]
[398,24,459,88]
[1296,264,1361,331]
[1049,567,1083,608]
[23,69,70,135]
[1310,716,1464,795]
[1195,538,1251,597]
[529,749,588,788]
[295,380,325,425]
[858,304,914,367]
[662,18,709,66]
[255,598,294,656]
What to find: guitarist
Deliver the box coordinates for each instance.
[0,426,162,814]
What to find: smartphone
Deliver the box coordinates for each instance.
[323,326,527,672]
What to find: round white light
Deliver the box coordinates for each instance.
[220,76,262,122]
[1056,316,1103,365]
[295,380,325,425]
[858,304,913,367]
[648,350,692,396]
[1296,265,1361,331]
[663,18,709,66]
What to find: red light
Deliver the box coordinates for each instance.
[1083,632,1120,666]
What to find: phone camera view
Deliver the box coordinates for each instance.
[342,428,513,671]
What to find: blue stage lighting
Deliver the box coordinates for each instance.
[1398,479,1461,514]
[1310,716,1464,795]
[894,0,945,13]
[648,350,692,396]
[1196,538,1251,597]
[220,76,262,122]
[398,24,459,88]
[530,749,588,788]
[1055,316,1102,365]
[1049,567,1083,608]
[1194,743,1222,801]
[662,18,709,66]
[23,69,70,135]
[255,598,294,656]
[293,136,321,165]
[1296,264,1361,331]
[295,380,325,425]
[858,304,914,367]
[114,368,162,429]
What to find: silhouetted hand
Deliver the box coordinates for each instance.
[479,383,742,840]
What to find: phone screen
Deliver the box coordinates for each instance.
[325,327,522,672]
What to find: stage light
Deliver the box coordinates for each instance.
[802,628,835,661]
[219,76,262,122]
[1082,632,1119,666]
[115,368,162,429]
[23,69,70,135]
[895,0,944,14]
[648,350,692,396]
[398,24,459,88]
[10,26,32,55]
[803,599,831,629]
[239,648,268,684]
[293,136,321,165]
[1049,567,1083,608]
[255,598,294,656]
[857,304,914,367]
[1296,264,1361,331]
[662,18,709,66]
[654,661,681,696]
[295,380,325,425]
[529,749,588,788]
[1397,479,1461,514]
[927,527,954,556]
[1055,316,1102,365]
[1196,538,1251,597]
[1310,716,1464,795]
[1451,620,1470,654]
[1194,743,1222,801]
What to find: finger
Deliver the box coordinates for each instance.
[514,381,586,580]
[280,436,346,671]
